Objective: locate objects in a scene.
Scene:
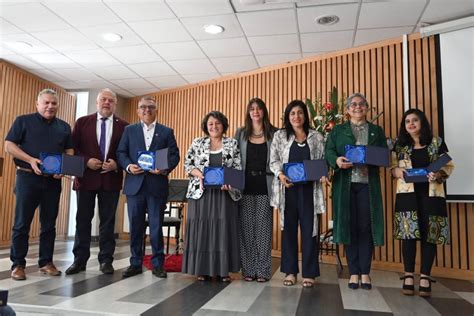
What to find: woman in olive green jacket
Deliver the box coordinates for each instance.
[325,93,386,290]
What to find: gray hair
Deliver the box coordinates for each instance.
[37,88,57,101]
[138,96,156,106]
[346,92,368,108]
[97,88,117,102]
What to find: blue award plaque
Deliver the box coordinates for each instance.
[40,152,62,174]
[404,168,429,183]
[284,162,307,183]
[204,167,224,187]
[345,145,366,164]
[406,168,428,177]
[137,151,155,171]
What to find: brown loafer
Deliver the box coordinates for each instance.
[39,263,61,276]
[11,266,26,280]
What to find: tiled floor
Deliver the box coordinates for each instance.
[0,241,472,316]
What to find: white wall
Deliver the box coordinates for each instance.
[439,27,474,200]
[68,92,89,237]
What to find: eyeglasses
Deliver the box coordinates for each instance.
[139,105,156,110]
[349,102,367,108]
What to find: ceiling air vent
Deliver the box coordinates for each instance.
[316,15,340,25]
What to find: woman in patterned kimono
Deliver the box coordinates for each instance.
[235,98,277,283]
[392,109,454,297]
[270,100,327,288]
[182,111,242,282]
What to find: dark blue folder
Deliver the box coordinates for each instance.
[366,145,390,167]
[304,159,329,181]
[62,154,85,177]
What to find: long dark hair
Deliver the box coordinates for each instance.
[242,97,276,141]
[283,100,310,140]
[396,108,433,147]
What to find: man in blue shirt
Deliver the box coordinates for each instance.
[5,88,73,280]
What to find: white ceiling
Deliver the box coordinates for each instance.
[0,0,472,98]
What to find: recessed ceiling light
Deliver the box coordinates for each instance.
[316,15,340,25]
[203,24,224,35]
[102,33,122,42]
[5,41,33,51]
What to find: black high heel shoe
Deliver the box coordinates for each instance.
[348,275,359,290]
[400,275,415,295]
[419,276,436,297]
[360,276,372,290]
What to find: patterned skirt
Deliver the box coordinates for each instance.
[394,187,449,245]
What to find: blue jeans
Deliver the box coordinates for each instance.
[10,171,62,269]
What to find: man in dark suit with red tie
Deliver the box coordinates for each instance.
[65,88,128,275]
[117,96,180,278]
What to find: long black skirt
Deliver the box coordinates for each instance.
[182,189,240,276]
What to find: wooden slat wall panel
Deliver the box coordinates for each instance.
[0,61,76,245]
[121,36,473,279]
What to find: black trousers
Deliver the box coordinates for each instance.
[345,183,373,275]
[72,190,120,265]
[10,171,62,269]
[281,183,319,278]
[402,188,437,275]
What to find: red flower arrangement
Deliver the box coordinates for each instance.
[306,86,345,137]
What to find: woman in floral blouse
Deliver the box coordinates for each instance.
[182,111,242,282]
[392,109,454,297]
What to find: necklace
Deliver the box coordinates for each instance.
[252,131,264,137]
[297,141,307,147]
